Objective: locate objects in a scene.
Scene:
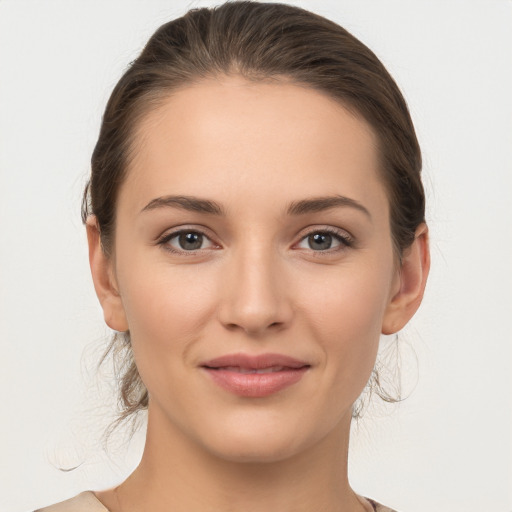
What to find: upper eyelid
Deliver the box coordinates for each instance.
[296,225,354,242]
[157,225,216,242]
[295,230,353,249]
[157,229,218,254]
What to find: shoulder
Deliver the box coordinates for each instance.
[34,492,109,512]
[366,497,399,512]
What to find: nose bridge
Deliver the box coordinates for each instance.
[218,236,292,335]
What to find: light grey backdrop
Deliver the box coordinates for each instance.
[1,1,511,511]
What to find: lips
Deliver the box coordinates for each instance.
[201,353,310,397]
[218,366,288,374]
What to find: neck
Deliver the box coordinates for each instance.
[109,405,365,512]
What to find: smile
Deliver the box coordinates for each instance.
[216,366,288,374]
[201,353,310,397]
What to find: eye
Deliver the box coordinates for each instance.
[296,229,352,252]
[159,230,215,252]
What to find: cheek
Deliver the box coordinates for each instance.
[115,256,219,373]
[297,259,394,390]
[300,258,392,334]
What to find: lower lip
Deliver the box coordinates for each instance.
[203,367,309,397]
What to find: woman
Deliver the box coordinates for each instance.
[36,2,429,511]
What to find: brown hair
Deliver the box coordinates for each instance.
[82,1,425,425]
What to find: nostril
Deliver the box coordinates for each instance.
[222,320,284,335]
[217,289,293,334]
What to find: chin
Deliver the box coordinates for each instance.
[194,412,334,465]
[206,435,304,464]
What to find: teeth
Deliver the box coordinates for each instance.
[222,366,285,374]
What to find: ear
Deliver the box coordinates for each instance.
[382,223,430,335]
[86,216,129,332]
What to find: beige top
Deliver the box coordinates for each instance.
[34,491,398,512]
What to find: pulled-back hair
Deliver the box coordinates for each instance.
[82,1,425,426]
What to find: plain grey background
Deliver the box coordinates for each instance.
[1,1,511,510]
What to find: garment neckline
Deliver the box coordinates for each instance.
[88,490,381,512]
[83,491,110,511]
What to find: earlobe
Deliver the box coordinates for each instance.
[382,224,430,335]
[86,216,129,332]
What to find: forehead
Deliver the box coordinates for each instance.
[121,76,387,218]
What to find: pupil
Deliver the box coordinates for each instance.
[179,232,202,250]
[309,233,332,250]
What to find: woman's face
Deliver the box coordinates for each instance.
[94,76,417,462]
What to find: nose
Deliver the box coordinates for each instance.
[217,245,293,336]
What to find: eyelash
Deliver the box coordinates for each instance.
[296,227,354,252]
[156,227,354,255]
[157,228,217,254]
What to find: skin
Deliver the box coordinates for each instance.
[88,76,429,512]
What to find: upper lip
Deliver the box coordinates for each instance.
[201,353,310,370]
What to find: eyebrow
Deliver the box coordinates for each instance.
[140,194,370,219]
[286,195,371,218]
[141,195,225,215]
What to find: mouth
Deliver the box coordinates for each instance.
[211,366,292,374]
[201,353,310,397]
